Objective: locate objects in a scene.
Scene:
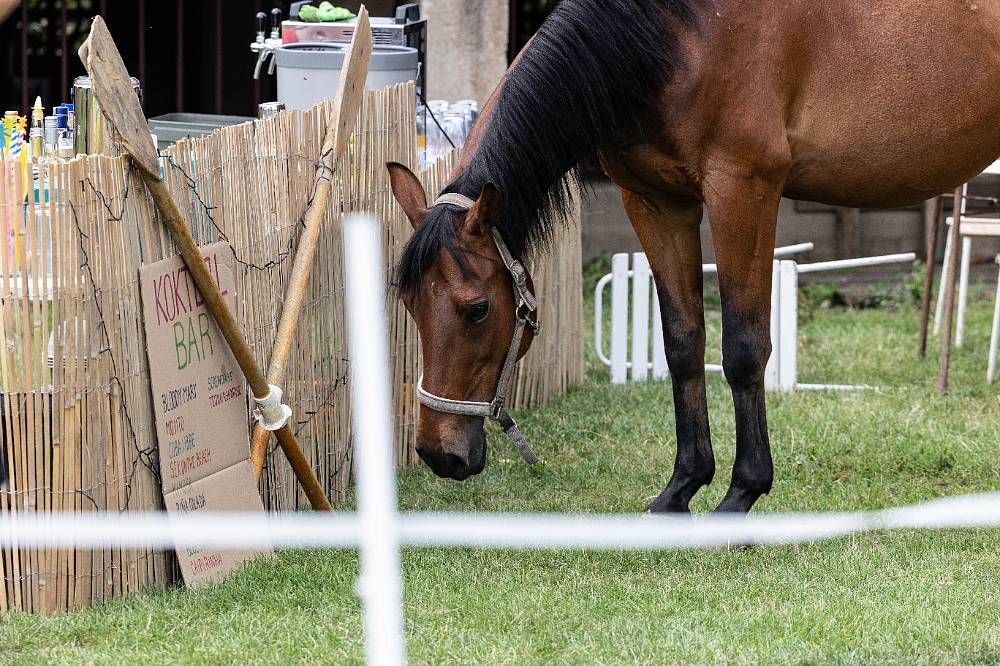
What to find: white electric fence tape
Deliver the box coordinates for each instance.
[253,383,292,431]
[2,492,1000,550]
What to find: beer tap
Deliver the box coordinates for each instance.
[255,11,266,44]
[267,8,282,75]
[270,8,282,40]
[253,12,268,77]
[250,8,283,79]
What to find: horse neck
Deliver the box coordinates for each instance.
[450,34,536,181]
[439,0,687,256]
[442,61,582,218]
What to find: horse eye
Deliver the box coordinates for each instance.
[467,301,490,323]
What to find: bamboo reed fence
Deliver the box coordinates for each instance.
[0,82,584,614]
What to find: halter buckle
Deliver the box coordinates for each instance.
[516,302,541,336]
[510,260,526,283]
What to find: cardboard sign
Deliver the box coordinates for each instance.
[164,460,272,587]
[139,242,249,494]
[140,243,273,586]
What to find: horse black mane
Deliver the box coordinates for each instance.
[396,0,700,292]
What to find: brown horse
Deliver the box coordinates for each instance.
[388,0,1000,513]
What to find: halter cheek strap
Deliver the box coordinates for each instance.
[414,193,540,465]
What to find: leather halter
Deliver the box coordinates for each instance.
[415,193,540,465]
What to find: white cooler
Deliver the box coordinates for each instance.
[275,42,418,110]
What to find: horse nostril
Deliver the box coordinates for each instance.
[442,452,472,480]
[415,440,474,480]
[445,452,467,471]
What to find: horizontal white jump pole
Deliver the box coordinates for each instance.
[3,492,999,551]
[797,252,916,274]
[703,242,815,274]
[796,383,874,392]
[604,361,724,373]
[773,242,816,257]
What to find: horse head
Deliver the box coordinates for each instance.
[387,162,539,481]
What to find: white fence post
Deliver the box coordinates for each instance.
[593,274,613,367]
[777,260,799,391]
[631,253,651,382]
[988,264,1000,383]
[343,214,407,666]
[956,236,972,348]
[651,285,669,380]
[610,253,630,384]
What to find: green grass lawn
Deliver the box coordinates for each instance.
[2,271,999,665]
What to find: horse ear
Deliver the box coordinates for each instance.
[464,182,500,238]
[386,162,428,229]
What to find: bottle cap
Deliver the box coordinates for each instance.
[44,116,58,145]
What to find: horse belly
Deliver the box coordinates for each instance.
[783,0,1000,208]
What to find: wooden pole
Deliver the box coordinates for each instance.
[250,8,373,477]
[835,207,862,259]
[79,16,331,511]
[938,187,964,394]
[918,196,943,358]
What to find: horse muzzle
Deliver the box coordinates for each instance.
[415,420,487,481]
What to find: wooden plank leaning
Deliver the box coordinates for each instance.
[79,16,332,511]
[249,8,373,477]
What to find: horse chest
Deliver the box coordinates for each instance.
[600,147,703,202]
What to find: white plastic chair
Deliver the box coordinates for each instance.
[934,160,1000,348]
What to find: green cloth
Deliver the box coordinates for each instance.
[298,2,356,22]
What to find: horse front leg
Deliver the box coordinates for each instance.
[704,167,785,513]
[621,189,714,513]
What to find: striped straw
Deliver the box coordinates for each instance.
[16,118,27,164]
[8,120,23,161]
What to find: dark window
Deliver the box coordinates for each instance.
[0,1,291,118]
[508,0,558,63]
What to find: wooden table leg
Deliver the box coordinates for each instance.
[918,197,942,358]
[938,187,964,394]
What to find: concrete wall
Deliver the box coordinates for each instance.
[419,0,509,104]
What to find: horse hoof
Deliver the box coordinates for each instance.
[645,495,693,515]
[645,506,691,516]
[641,509,690,518]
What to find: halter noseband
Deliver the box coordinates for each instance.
[415,193,540,465]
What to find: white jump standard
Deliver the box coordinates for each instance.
[596,249,917,390]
